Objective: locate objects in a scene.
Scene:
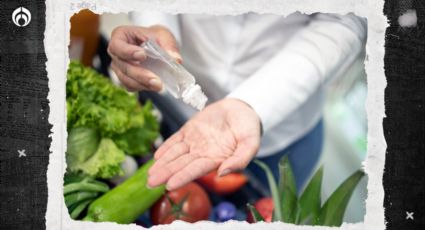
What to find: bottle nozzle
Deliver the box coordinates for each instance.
[182,84,208,110]
[140,39,208,110]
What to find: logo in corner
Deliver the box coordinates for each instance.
[12,7,31,27]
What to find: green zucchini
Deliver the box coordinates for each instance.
[83,160,165,224]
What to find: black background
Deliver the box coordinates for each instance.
[383,0,424,229]
[0,1,50,229]
[0,0,424,229]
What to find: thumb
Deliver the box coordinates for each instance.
[149,25,183,63]
[217,140,259,177]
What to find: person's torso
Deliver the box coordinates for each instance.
[167,13,324,157]
[178,13,310,101]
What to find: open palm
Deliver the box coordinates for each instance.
[147,98,261,190]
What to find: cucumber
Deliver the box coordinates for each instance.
[83,160,165,224]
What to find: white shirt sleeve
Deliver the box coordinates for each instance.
[129,12,181,44]
[228,13,367,132]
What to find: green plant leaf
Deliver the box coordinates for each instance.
[66,127,100,166]
[278,155,298,223]
[316,170,365,226]
[246,203,265,222]
[253,159,282,221]
[294,202,302,224]
[298,166,323,224]
[67,138,126,179]
[299,213,313,225]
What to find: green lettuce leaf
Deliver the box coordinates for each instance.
[66,61,159,156]
[66,127,100,167]
[67,138,125,179]
[112,101,159,155]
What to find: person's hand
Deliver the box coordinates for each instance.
[148,98,261,190]
[107,25,182,92]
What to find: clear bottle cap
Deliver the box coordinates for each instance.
[182,84,208,110]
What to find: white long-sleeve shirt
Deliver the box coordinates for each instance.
[131,12,367,157]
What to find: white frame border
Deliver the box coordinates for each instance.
[45,1,387,229]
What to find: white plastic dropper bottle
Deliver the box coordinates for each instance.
[140,39,208,110]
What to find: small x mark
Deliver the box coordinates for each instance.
[18,149,26,157]
[406,211,414,220]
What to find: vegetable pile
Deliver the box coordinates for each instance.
[65,61,161,221]
[66,61,159,178]
[64,174,110,219]
[64,62,364,226]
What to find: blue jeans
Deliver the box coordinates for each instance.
[246,119,323,194]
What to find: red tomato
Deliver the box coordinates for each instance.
[197,171,248,195]
[246,197,274,223]
[150,182,211,225]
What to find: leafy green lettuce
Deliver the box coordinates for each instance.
[66,127,100,167]
[68,138,125,179]
[66,122,125,178]
[66,61,159,179]
[66,61,159,156]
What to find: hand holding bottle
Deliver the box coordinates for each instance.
[108,26,262,191]
[108,25,182,92]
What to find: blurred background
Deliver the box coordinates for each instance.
[69,11,367,223]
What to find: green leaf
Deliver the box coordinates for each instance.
[141,100,159,131]
[278,155,298,223]
[298,166,323,224]
[246,203,265,222]
[316,170,365,226]
[66,127,100,165]
[98,107,129,135]
[112,127,158,156]
[63,173,86,185]
[67,138,126,179]
[253,159,282,221]
[66,61,159,153]
[299,213,313,225]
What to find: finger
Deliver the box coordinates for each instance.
[111,62,148,92]
[147,154,197,188]
[166,158,217,191]
[148,142,189,175]
[217,139,259,177]
[149,25,183,63]
[112,57,163,91]
[154,132,184,160]
[108,36,146,61]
